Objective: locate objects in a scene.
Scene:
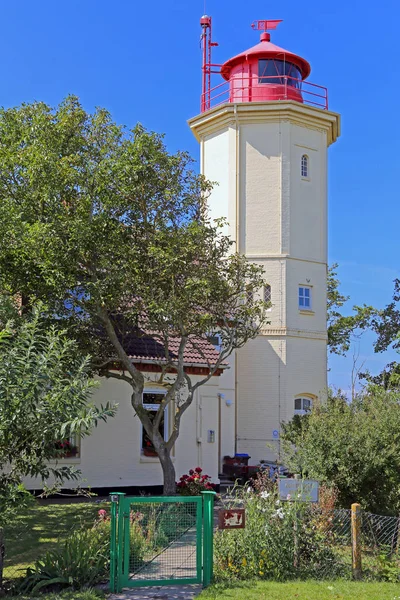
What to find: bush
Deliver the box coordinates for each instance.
[214,485,343,582]
[177,467,216,495]
[20,520,109,594]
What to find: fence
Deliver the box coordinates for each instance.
[305,503,400,579]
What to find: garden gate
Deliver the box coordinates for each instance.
[109,491,215,593]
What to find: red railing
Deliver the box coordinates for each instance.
[200,74,328,112]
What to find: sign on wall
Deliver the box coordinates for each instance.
[278,479,319,503]
[218,508,246,529]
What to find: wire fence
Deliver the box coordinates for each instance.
[306,506,400,579]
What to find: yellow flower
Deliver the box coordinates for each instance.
[259,559,264,567]
[259,571,264,576]
[242,557,247,566]
[261,549,266,556]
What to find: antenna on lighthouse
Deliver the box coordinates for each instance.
[200,15,219,112]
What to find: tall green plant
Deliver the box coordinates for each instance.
[0,300,115,587]
[282,387,400,514]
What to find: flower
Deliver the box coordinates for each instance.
[98,509,107,520]
[260,491,270,499]
[189,469,194,475]
[286,494,292,501]
[247,487,252,493]
[195,467,202,474]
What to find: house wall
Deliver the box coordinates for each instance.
[23,370,235,491]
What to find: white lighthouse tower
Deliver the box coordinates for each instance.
[189,18,340,464]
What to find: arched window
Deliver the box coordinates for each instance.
[301,154,309,178]
[264,284,271,305]
[294,396,313,416]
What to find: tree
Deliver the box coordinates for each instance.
[0,97,268,494]
[0,300,115,587]
[281,387,400,515]
[360,279,400,389]
[327,264,374,355]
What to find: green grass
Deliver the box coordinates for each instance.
[3,499,109,581]
[3,590,105,600]
[199,580,400,600]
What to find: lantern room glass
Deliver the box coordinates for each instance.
[258,59,302,89]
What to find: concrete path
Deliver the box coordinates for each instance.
[108,584,202,599]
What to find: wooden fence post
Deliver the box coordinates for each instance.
[351,503,362,579]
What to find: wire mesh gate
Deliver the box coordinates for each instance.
[110,491,215,592]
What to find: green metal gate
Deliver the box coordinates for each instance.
[110,491,215,592]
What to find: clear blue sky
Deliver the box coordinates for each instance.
[1,0,398,391]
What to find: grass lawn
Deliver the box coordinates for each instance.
[199,580,400,600]
[3,591,105,600]
[3,499,109,581]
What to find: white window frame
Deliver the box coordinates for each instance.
[298,285,312,311]
[264,284,272,311]
[141,388,168,455]
[294,397,313,416]
[301,154,309,178]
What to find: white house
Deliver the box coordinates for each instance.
[24,17,340,493]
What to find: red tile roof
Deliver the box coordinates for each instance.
[125,332,225,369]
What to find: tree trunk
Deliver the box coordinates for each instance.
[158,450,177,496]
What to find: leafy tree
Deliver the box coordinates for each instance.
[0,97,267,494]
[360,279,400,389]
[282,387,400,514]
[327,264,374,355]
[0,299,115,587]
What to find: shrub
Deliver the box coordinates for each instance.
[20,520,110,594]
[176,467,216,495]
[214,485,343,582]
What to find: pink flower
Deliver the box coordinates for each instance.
[195,467,202,474]
[98,509,107,520]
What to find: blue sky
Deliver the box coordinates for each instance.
[1,0,398,390]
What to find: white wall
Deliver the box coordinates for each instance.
[23,369,235,491]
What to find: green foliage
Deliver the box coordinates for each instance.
[374,552,400,583]
[0,303,116,524]
[282,388,400,514]
[20,521,109,594]
[213,487,342,583]
[327,264,374,355]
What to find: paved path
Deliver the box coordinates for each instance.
[108,584,202,599]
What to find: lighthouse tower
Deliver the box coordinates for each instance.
[189,19,340,463]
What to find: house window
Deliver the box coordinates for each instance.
[298,286,312,310]
[301,154,309,178]
[264,284,271,305]
[294,397,313,416]
[142,391,168,457]
[54,435,80,459]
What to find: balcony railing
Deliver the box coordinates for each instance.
[200,74,328,113]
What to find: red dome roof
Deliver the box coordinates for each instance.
[221,37,311,81]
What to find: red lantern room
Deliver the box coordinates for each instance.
[200,18,327,112]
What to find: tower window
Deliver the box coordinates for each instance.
[301,154,309,178]
[294,397,313,416]
[298,286,312,310]
[264,284,272,305]
[258,59,302,89]
[142,390,168,456]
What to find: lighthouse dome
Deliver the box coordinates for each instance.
[221,31,311,104]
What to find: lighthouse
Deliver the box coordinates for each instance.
[189,18,340,463]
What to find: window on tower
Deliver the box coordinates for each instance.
[298,286,312,310]
[264,284,272,307]
[301,154,309,178]
[294,396,313,416]
[258,59,302,89]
